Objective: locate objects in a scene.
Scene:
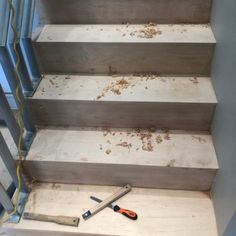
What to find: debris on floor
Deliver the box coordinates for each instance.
[96,78,134,99]
[130,23,162,39]
[100,128,172,154]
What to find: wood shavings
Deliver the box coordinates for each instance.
[129,23,162,39]
[149,128,156,133]
[148,22,157,27]
[103,128,111,137]
[163,130,171,140]
[142,140,153,152]
[190,77,199,84]
[139,132,154,152]
[96,78,134,99]
[156,135,163,144]
[167,159,175,167]
[106,149,111,155]
[133,72,158,81]
[139,28,158,38]
[49,79,55,85]
[135,128,141,133]
[116,142,132,149]
[97,93,105,100]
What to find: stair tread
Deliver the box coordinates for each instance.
[32,75,217,103]
[2,183,218,236]
[36,24,216,43]
[27,128,218,169]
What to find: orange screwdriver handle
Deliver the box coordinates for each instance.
[113,205,138,220]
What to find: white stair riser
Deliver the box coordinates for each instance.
[36,0,212,24]
[28,100,216,131]
[23,161,217,190]
[34,43,215,75]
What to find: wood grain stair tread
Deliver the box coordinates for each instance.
[32,24,215,75]
[27,75,216,130]
[25,128,218,169]
[31,75,217,103]
[22,128,218,190]
[2,183,218,236]
[36,24,215,43]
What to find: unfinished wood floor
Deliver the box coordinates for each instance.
[22,128,218,190]
[2,183,218,236]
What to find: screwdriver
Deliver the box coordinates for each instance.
[90,196,138,220]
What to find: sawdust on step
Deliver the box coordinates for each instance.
[129,22,162,39]
[96,73,160,100]
[96,78,134,99]
[100,128,172,154]
[190,77,199,84]
[116,142,132,150]
[106,149,112,155]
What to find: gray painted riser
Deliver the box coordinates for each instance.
[34,43,214,75]
[23,161,217,191]
[36,0,212,24]
[28,100,215,131]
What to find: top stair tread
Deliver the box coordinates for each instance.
[36,24,216,43]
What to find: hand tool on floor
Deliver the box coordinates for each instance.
[82,184,132,220]
[23,212,80,227]
[90,196,138,220]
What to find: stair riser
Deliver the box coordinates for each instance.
[34,43,215,75]
[28,100,215,131]
[23,161,216,191]
[36,0,212,24]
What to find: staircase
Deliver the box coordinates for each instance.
[2,0,218,235]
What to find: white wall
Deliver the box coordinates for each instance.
[211,0,236,235]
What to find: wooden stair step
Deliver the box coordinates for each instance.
[36,0,212,24]
[2,183,218,236]
[28,75,217,130]
[22,128,218,190]
[33,24,216,75]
